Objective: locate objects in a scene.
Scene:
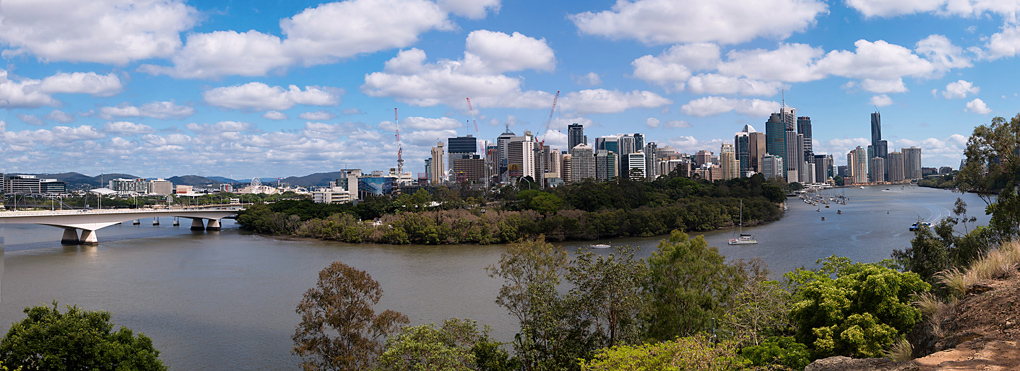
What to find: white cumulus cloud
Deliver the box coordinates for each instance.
[0,0,197,64]
[104,121,157,135]
[204,82,343,111]
[299,111,336,121]
[99,101,195,120]
[570,0,827,45]
[966,98,991,114]
[870,94,893,107]
[942,80,979,99]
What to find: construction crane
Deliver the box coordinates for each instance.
[539,90,560,147]
[466,97,484,153]
[394,108,404,176]
[465,97,479,133]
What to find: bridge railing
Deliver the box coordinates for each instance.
[0,207,242,217]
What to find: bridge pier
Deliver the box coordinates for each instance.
[207,219,221,231]
[153,217,160,226]
[190,218,205,231]
[80,230,98,245]
[61,229,80,245]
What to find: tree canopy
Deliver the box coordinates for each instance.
[0,302,166,371]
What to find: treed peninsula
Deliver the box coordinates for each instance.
[236,173,787,244]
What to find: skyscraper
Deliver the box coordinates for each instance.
[570,144,595,182]
[797,116,812,156]
[871,111,882,152]
[870,157,886,183]
[595,150,617,181]
[765,113,786,174]
[903,147,922,179]
[887,151,904,182]
[567,123,585,150]
[734,125,753,177]
[628,152,646,179]
[720,143,738,180]
[644,142,658,180]
[748,131,766,173]
[430,142,445,185]
[785,129,799,181]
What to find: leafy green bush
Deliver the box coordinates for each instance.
[741,336,811,370]
[580,334,749,370]
[786,257,930,359]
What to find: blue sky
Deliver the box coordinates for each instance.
[1,0,1018,179]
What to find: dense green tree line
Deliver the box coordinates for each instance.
[237,173,784,245]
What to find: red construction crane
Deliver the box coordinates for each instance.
[539,90,560,146]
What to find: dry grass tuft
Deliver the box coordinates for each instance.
[938,267,972,299]
[884,338,913,362]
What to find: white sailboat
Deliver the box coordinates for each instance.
[729,200,758,245]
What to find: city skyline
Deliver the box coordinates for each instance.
[1,0,1016,179]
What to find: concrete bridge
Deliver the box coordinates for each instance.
[0,208,240,245]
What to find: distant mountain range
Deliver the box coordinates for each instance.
[5,171,346,189]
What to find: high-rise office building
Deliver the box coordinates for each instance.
[496,127,515,181]
[761,155,784,180]
[765,113,786,173]
[447,135,477,174]
[781,105,796,130]
[595,150,617,181]
[430,142,445,185]
[903,147,922,179]
[850,147,868,184]
[693,150,713,168]
[619,134,638,177]
[628,152,647,179]
[570,144,595,182]
[644,142,658,180]
[871,111,882,153]
[748,131,766,173]
[720,143,738,180]
[785,130,799,181]
[813,154,831,183]
[734,125,752,177]
[508,138,536,180]
[567,123,585,150]
[797,116,812,155]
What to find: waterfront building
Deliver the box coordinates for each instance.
[4,175,41,194]
[848,146,868,184]
[870,157,886,183]
[430,142,445,185]
[887,151,905,182]
[761,154,784,180]
[568,123,586,150]
[40,179,67,194]
[570,144,595,182]
[149,179,173,195]
[814,154,832,183]
[109,178,149,194]
[903,147,922,179]
[720,143,738,180]
[312,187,352,204]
